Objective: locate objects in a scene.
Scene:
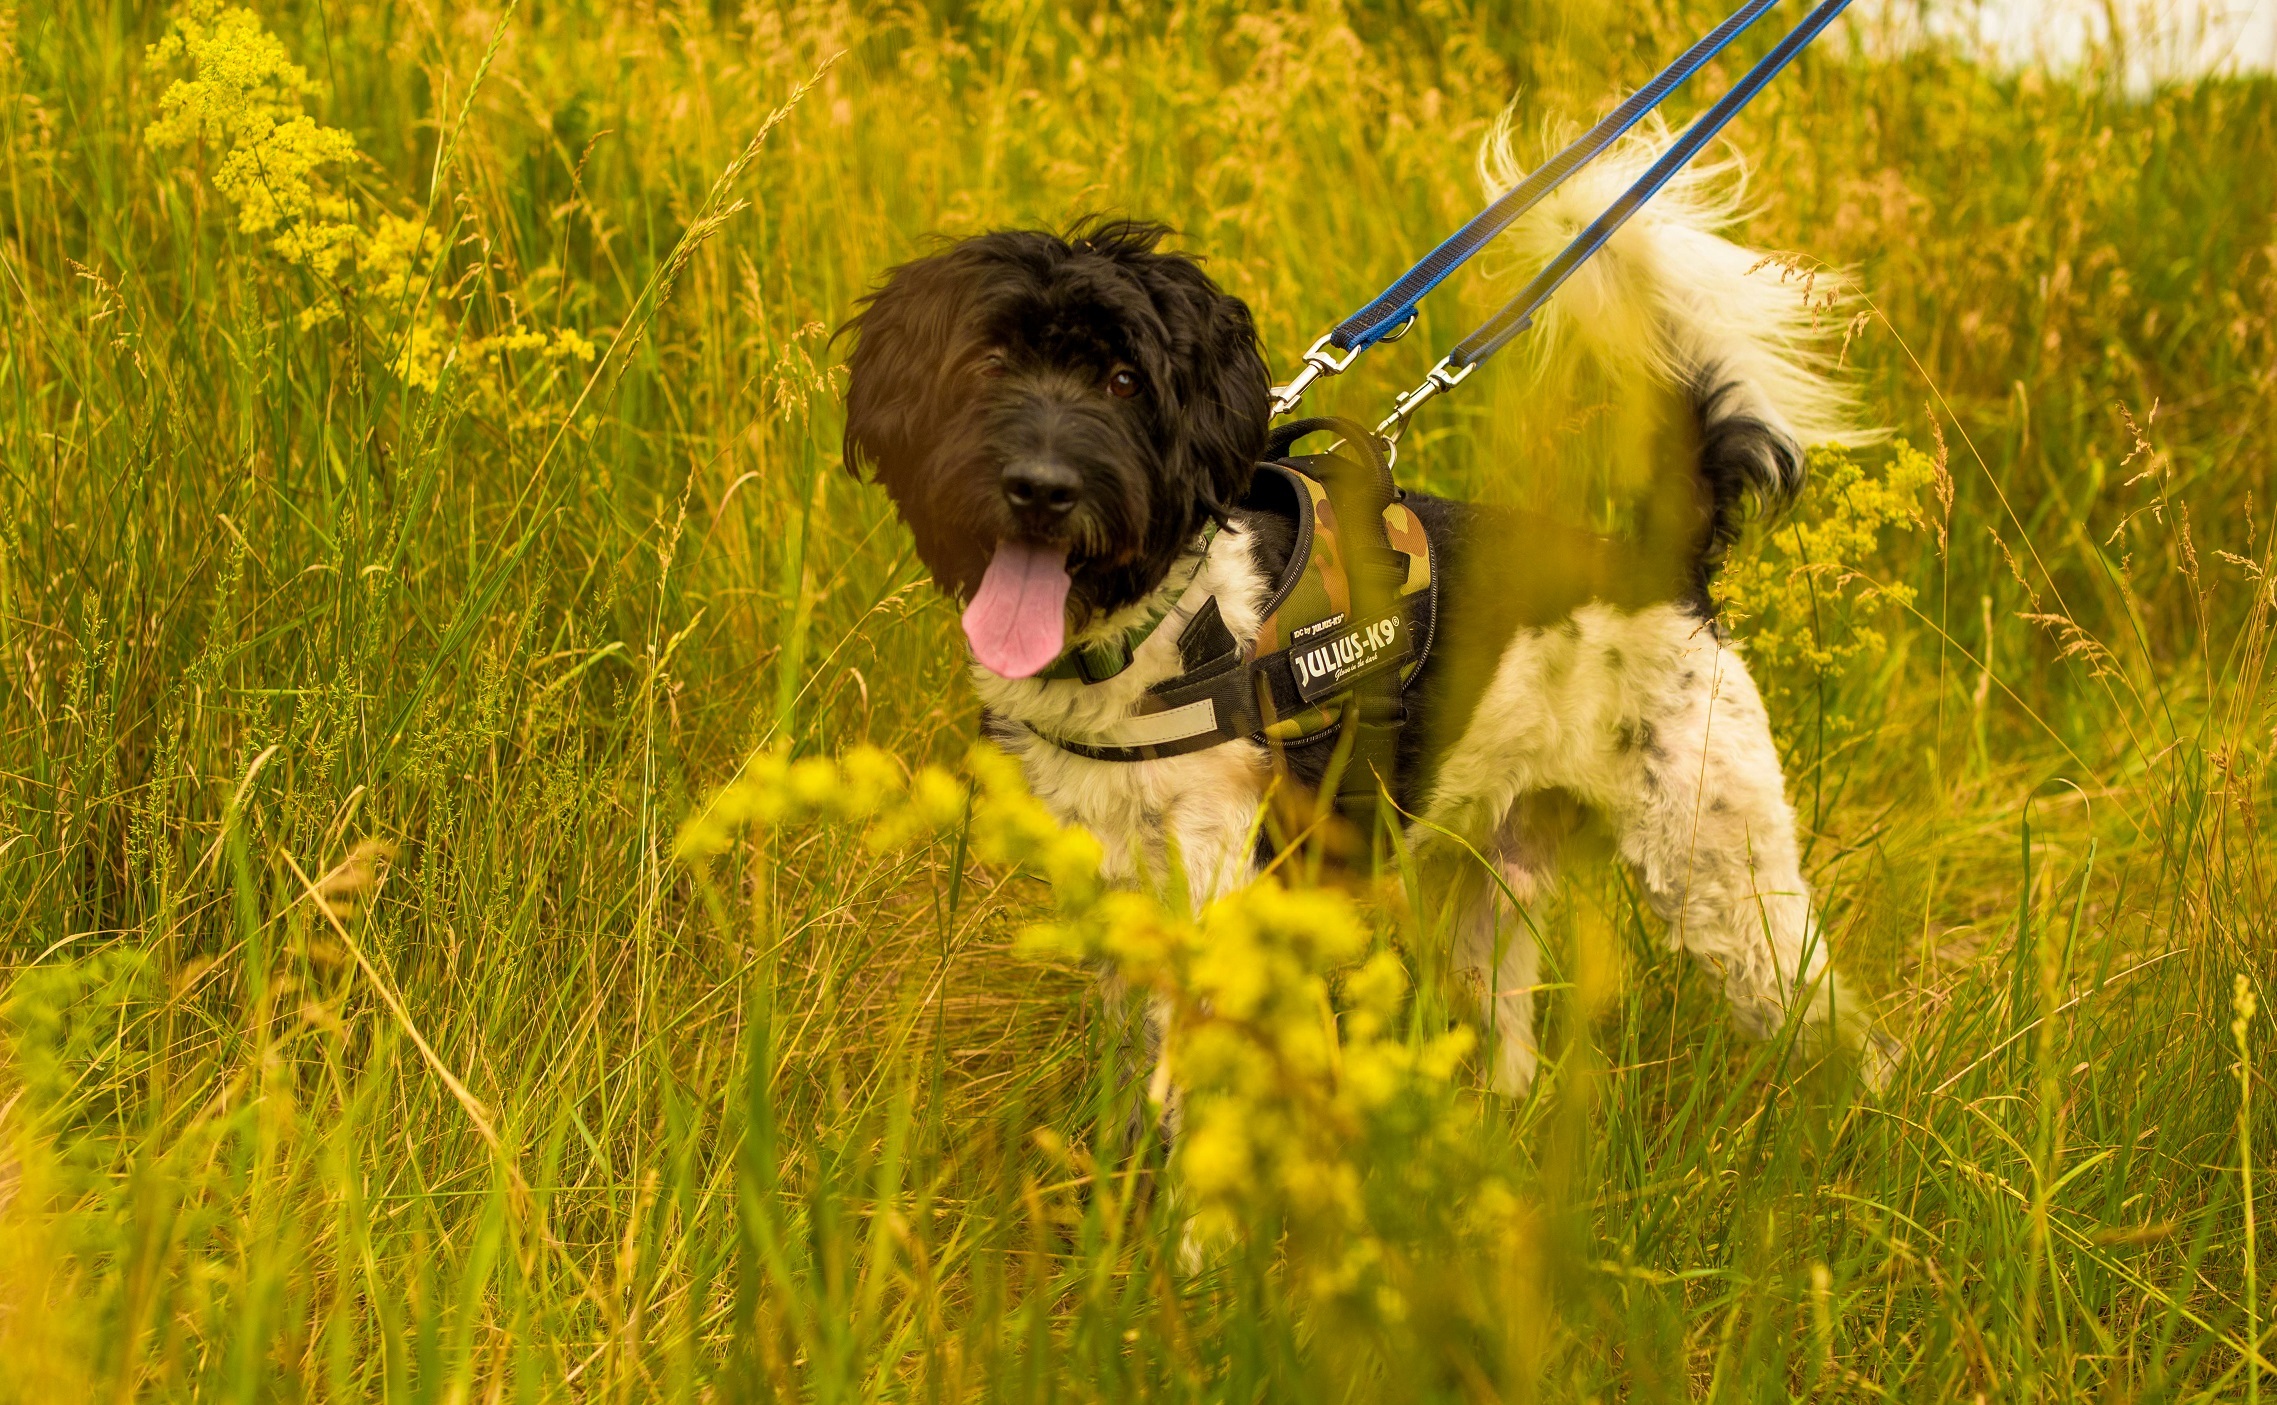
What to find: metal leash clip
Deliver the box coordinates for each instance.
[1373,354,1478,448]
[1275,0,1852,456]
[1268,314,1414,418]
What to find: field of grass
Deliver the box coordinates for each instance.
[2,1,2274,1399]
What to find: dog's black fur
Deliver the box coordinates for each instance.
[840,221,1272,627]
[1691,378,1807,590]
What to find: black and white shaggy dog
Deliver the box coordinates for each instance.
[840,135,1891,1092]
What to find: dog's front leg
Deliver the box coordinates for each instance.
[1138,752,1273,1144]
[1078,749,1269,1158]
[1161,774,1264,912]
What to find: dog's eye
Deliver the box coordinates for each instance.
[1107,367,1141,399]
[977,352,1007,379]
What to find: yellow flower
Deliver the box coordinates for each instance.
[261,191,360,273]
[909,765,967,827]
[146,3,320,149]
[964,742,1027,799]
[386,321,450,392]
[1341,1042,1403,1110]
[470,328,550,361]
[1039,828,1105,910]
[147,6,598,399]
[1178,1023,1262,1097]
[784,755,842,811]
[146,5,357,270]
[1278,1156,1361,1221]
[547,327,600,363]
[1342,949,1407,1037]
[1417,1027,1477,1082]
[674,737,1509,1332]
[1178,1108,1253,1200]
[1093,892,1181,978]
[359,214,442,299]
[1719,441,1936,728]
[1190,927,1271,1020]
[835,745,905,819]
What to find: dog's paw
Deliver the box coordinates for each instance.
[1176,1221,1210,1277]
[1859,1028,1905,1094]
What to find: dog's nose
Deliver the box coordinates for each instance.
[1001,459,1081,527]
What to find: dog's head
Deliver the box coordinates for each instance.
[839,221,1270,677]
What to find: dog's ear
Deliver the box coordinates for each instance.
[1169,278,1272,513]
[838,247,975,494]
[1080,224,1269,515]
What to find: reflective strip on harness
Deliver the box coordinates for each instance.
[1074,697,1220,750]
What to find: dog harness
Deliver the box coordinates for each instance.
[1020,419,1436,826]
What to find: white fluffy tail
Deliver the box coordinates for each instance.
[1471,112,1871,567]
[1477,112,1861,447]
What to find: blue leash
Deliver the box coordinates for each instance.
[1372,0,1854,446]
[1270,0,1856,443]
[1269,0,1787,416]
[1331,0,1783,356]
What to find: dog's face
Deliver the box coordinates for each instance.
[840,222,1270,677]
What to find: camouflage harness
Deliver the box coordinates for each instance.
[1026,418,1438,830]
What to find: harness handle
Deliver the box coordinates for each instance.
[1267,417,1394,488]
[1267,417,1399,555]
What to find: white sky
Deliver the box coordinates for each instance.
[1849,0,2277,81]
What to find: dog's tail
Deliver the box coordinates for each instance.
[1476,113,1867,573]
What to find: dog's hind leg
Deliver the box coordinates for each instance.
[1453,872,1546,1096]
[1449,792,1578,1096]
[1607,627,1883,1079]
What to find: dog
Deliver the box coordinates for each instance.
[838,131,1890,1094]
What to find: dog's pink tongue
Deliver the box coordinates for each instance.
[962,541,1072,678]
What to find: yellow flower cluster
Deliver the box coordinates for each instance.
[1718,441,1941,722]
[143,3,599,405]
[351,213,440,310]
[679,743,1502,1312]
[469,327,600,365]
[1034,853,1502,1312]
[1049,877,1480,1279]
[145,1,358,273]
[678,743,1102,911]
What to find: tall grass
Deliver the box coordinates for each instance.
[0,1,2271,1398]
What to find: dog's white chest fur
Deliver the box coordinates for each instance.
[973,525,1275,902]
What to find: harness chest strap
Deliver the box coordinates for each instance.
[1046,590,1436,763]
[1029,445,1438,766]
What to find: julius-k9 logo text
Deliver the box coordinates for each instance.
[1290,611,1406,701]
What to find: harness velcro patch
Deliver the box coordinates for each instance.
[1288,607,1409,702]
